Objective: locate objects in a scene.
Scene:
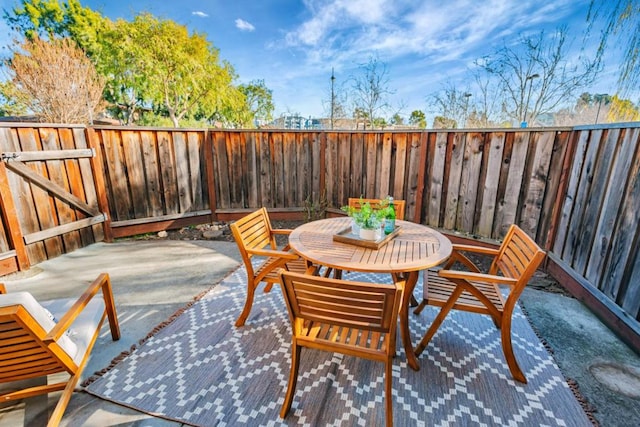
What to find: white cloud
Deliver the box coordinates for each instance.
[192,11,208,18]
[283,0,580,69]
[236,19,256,32]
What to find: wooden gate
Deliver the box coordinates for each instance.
[0,125,107,273]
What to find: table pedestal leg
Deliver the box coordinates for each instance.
[396,271,421,371]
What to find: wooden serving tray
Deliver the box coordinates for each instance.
[332,226,401,249]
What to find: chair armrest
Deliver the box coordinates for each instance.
[451,244,500,256]
[45,273,120,343]
[271,229,293,235]
[438,269,518,286]
[0,284,6,294]
[247,247,300,260]
[442,244,500,272]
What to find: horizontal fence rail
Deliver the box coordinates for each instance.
[0,123,638,352]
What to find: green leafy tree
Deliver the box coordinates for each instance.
[390,113,403,126]
[408,110,426,128]
[123,13,239,127]
[238,79,275,127]
[608,95,640,122]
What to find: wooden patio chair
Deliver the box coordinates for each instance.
[230,207,311,327]
[347,197,406,220]
[0,273,120,426]
[278,270,403,426]
[413,224,546,383]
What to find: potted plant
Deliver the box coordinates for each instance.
[341,200,386,240]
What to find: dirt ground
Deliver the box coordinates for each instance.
[118,219,571,296]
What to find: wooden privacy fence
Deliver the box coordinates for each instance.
[0,123,638,352]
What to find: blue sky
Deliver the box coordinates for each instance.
[0,0,626,120]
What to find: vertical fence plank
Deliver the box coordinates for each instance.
[157,131,178,214]
[553,130,590,255]
[457,132,483,233]
[139,130,163,217]
[378,133,392,198]
[204,130,216,220]
[443,133,465,230]
[226,132,243,208]
[122,131,148,218]
[519,131,555,240]
[393,133,407,198]
[477,132,505,236]
[189,132,205,210]
[86,128,112,241]
[283,133,296,207]
[181,131,203,211]
[173,131,192,212]
[325,132,339,207]
[258,132,272,208]
[245,132,259,208]
[493,132,529,239]
[350,133,365,198]
[338,133,351,204]
[295,132,312,206]
[272,132,286,207]
[540,131,572,249]
[427,133,446,227]
[364,133,378,198]
[404,132,423,222]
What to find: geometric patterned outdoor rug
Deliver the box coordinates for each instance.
[85,265,594,426]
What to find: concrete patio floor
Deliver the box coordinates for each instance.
[1,239,639,426]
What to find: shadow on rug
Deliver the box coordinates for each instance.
[84,266,593,426]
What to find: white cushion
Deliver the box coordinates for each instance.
[0,292,105,365]
[41,297,106,365]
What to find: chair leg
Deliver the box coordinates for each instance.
[384,358,393,427]
[47,373,80,427]
[281,343,301,418]
[100,274,121,340]
[235,282,257,327]
[414,286,464,356]
[501,316,527,383]
[413,299,428,315]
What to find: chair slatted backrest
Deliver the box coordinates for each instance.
[347,198,406,220]
[280,272,400,335]
[490,224,546,287]
[0,307,72,382]
[231,208,275,255]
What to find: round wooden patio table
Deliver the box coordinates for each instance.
[288,217,452,370]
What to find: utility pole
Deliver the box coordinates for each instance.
[330,68,336,130]
[521,73,539,127]
[463,92,472,128]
